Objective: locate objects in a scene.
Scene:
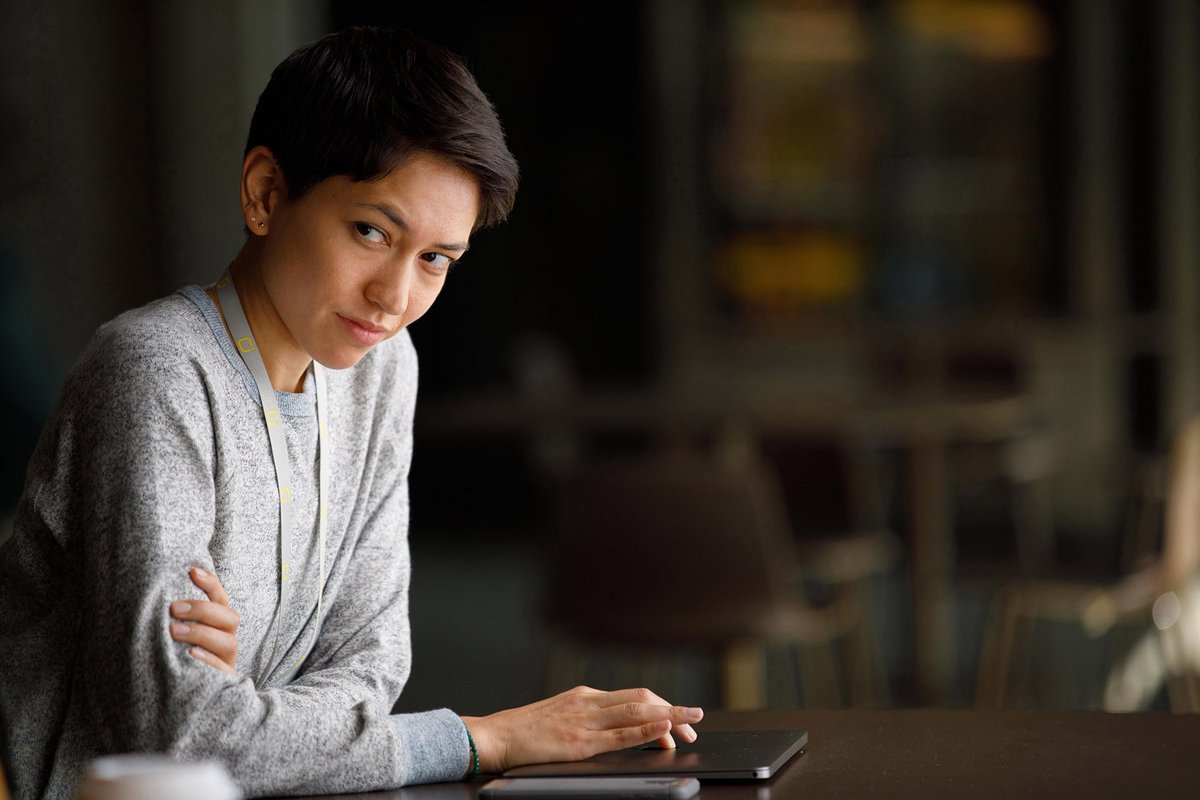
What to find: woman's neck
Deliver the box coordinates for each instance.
[209,250,312,393]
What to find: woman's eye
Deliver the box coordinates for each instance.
[354,222,386,244]
[422,252,457,272]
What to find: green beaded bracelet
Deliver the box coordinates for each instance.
[465,727,480,780]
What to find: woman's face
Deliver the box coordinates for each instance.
[257,150,480,372]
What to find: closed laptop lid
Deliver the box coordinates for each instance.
[503,729,808,781]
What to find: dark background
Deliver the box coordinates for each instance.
[2,0,1197,713]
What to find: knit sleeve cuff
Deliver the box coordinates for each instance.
[389,708,471,785]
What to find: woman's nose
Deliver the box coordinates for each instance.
[367,264,414,316]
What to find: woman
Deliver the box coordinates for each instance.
[0,26,701,798]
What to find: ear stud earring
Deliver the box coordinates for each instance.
[250,216,265,229]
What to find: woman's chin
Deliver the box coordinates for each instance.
[315,349,370,372]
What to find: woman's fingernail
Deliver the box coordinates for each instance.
[173,601,191,614]
[192,567,207,578]
[171,622,189,636]
[686,707,703,719]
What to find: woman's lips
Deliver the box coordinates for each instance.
[337,314,388,346]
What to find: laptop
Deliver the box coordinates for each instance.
[503,729,808,781]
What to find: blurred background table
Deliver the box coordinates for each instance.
[420,388,1034,706]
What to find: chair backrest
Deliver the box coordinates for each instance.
[1162,414,1200,586]
[546,448,802,647]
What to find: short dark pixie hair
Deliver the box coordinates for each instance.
[245,26,518,228]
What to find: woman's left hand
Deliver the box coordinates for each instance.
[169,566,240,674]
[462,686,703,775]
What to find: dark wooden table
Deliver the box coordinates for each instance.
[291,708,1200,799]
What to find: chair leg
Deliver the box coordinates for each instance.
[776,645,802,708]
[839,579,885,706]
[837,584,865,706]
[1103,624,1168,711]
[722,640,766,710]
[858,577,891,706]
[976,589,1021,708]
[1183,660,1200,713]
[1174,604,1200,712]
[821,638,846,707]
[975,610,999,707]
[1161,621,1200,713]
[1011,610,1037,707]
[1156,625,1186,713]
[1183,665,1200,712]
[791,640,842,707]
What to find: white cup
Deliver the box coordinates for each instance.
[75,754,241,800]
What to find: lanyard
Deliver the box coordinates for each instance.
[215,272,328,678]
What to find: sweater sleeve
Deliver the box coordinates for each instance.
[254,339,472,786]
[52,327,466,796]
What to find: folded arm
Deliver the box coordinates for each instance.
[63,341,464,795]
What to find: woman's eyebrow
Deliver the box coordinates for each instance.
[355,202,470,253]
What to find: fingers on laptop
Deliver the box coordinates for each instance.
[460,686,702,773]
[590,687,702,744]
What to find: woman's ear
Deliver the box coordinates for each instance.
[240,146,286,235]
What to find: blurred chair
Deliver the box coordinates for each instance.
[543,447,854,709]
[875,337,1059,574]
[718,425,898,706]
[975,415,1200,711]
[952,422,1059,576]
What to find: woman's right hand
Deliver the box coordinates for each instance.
[461,686,703,775]
[169,566,241,674]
